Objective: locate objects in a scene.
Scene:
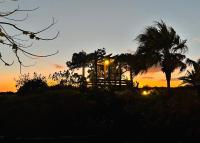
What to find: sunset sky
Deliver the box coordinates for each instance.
[0,0,200,92]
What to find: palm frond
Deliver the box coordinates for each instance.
[135,20,188,87]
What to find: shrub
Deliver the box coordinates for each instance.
[16,72,48,95]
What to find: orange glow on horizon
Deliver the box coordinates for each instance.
[0,77,183,92]
[134,70,184,88]
[135,78,182,88]
[0,82,16,92]
[0,67,185,92]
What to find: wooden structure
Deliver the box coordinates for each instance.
[87,54,133,88]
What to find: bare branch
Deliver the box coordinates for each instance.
[36,31,60,41]
[22,52,38,59]
[0,2,59,72]
[0,53,14,66]
[0,6,39,17]
[2,13,28,21]
[19,48,59,57]
[34,17,56,34]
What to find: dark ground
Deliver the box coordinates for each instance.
[0,87,199,142]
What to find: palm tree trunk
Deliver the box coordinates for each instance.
[165,72,171,96]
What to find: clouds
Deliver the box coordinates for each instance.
[159,78,179,82]
[53,64,64,70]
[192,37,200,44]
[147,66,161,73]
[141,76,155,79]
[127,49,136,54]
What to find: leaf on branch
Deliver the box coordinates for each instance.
[23,31,29,35]
[0,32,5,37]
[29,33,35,39]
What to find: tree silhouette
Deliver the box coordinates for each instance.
[0,1,59,72]
[136,21,187,95]
[66,50,89,91]
[66,51,88,78]
[115,53,141,87]
[115,54,131,87]
[179,58,200,95]
[16,72,48,95]
[66,48,106,88]
[49,70,71,86]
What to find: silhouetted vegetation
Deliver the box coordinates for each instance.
[15,72,48,95]
[179,58,200,96]
[136,21,187,95]
[0,88,199,142]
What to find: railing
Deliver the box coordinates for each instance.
[86,79,131,86]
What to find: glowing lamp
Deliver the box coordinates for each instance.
[142,90,150,96]
[104,60,110,66]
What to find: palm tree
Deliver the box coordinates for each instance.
[136,21,188,95]
[179,59,200,95]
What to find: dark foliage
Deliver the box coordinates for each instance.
[179,58,200,96]
[16,73,48,95]
[0,88,199,142]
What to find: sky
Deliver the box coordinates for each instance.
[0,0,200,91]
